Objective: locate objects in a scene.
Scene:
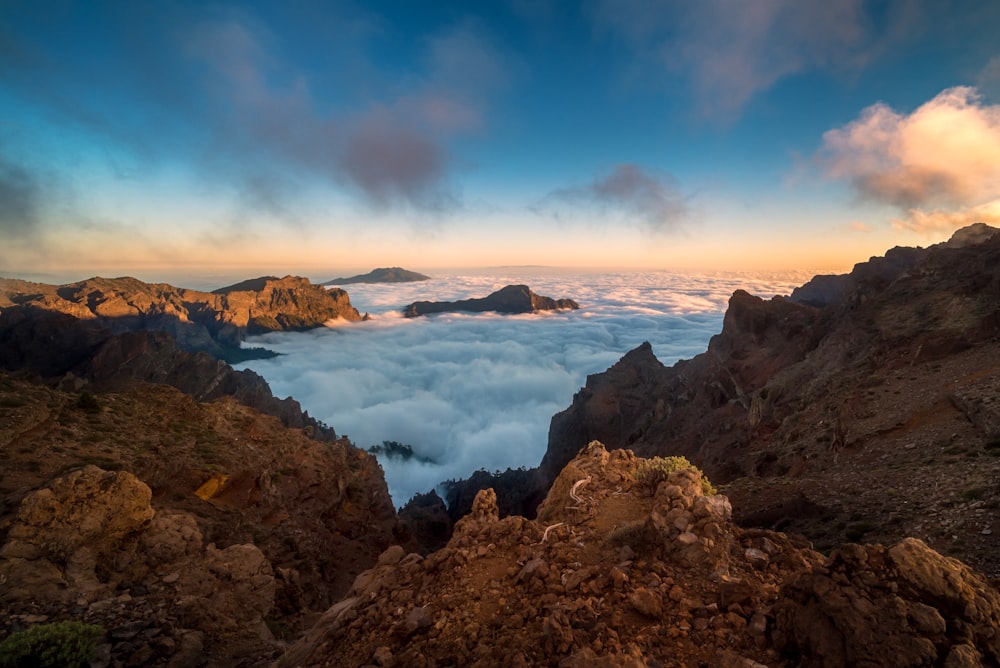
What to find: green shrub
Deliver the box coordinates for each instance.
[634,456,717,496]
[0,621,103,668]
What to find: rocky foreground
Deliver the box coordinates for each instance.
[284,442,1000,667]
[0,374,401,665]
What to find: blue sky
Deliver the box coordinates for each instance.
[2,1,1000,278]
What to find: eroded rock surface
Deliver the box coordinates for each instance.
[0,466,277,665]
[283,442,1000,667]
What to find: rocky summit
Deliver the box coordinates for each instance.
[282,442,1000,667]
[402,284,579,318]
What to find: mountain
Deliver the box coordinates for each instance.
[4,226,1000,666]
[323,267,431,285]
[0,274,361,362]
[537,223,1000,574]
[402,284,579,317]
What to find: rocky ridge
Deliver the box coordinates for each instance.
[0,275,361,362]
[283,442,1000,667]
[402,284,579,318]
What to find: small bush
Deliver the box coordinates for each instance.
[0,621,103,668]
[634,456,716,496]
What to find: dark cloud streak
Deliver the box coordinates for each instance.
[0,150,41,239]
[538,164,690,234]
[1,5,515,222]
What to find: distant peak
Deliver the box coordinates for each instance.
[323,267,431,285]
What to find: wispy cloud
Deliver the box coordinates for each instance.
[591,0,877,119]
[819,86,1000,233]
[537,164,691,234]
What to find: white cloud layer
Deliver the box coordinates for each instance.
[238,270,808,505]
[820,86,1000,234]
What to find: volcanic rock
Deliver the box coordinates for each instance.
[282,442,1000,667]
[0,274,361,362]
[0,373,400,663]
[402,284,579,317]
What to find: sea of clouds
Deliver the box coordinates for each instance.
[236,270,811,506]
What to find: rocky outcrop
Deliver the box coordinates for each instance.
[0,466,278,665]
[323,267,431,284]
[402,284,579,318]
[0,274,361,361]
[544,287,823,486]
[282,443,1000,667]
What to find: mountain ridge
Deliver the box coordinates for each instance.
[0,274,361,362]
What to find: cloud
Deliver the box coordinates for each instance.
[977,55,1000,99]
[819,86,1000,233]
[1,7,515,221]
[591,0,875,118]
[236,270,807,505]
[0,149,40,239]
[537,164,690,233]
[180,16,516,215]
[891,200,1000,234]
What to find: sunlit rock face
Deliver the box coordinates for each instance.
[0,274,362,361]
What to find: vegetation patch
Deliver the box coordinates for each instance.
[634,456,717,497]
[0,621,103,668]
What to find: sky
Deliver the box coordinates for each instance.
[238,269,809,504]
[3,1,1000,278]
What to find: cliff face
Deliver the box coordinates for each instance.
[542,225,1000,575]
[402,284,579,317]
[0,373,400,665]
[284,443,1000,667]
[0,274,361,361]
